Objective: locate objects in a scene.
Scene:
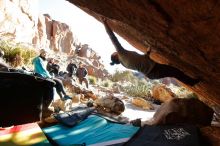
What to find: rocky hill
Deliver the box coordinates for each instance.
[33,14,77,54]
[0,0,109,78]
[0,0,75,53]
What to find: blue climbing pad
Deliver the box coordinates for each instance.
[43,115,139,146]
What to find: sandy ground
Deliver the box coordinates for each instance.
[52,93,159,123]
[122,101,156,121]
[115,94,160,122]
[52,84,160,123]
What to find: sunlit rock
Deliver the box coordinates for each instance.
[0,0,38,43]
[152,84,176,103]
[131,97,154,110]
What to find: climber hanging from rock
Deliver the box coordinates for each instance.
[101,18,200,86]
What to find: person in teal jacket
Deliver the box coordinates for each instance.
[32,49,71,100]
[32,49,52,78]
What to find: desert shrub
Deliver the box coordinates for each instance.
[122,79,152,97]
[0,40,37,67]
[111,70,154,97]
[174,86,194,97]
[88,75,97,85]
[103,81,110,87]
[111,70,137,82]
[101,79,113,88]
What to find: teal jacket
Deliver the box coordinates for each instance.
[32,56,51,78]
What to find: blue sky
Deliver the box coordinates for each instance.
[38,0,139,73]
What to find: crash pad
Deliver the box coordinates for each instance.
[0,123,51,146]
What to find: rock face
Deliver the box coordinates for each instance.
[34,14,76,54]
[74,44,109,79]
[0,0,77,54]
[0,0,38,43]
[200,126,220,146]
[67,0,220,107]
[150,98,214,126]
[51,20,75,53]
[0,1,109,78]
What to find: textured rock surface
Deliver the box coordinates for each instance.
[68,0,220,107]
[152,84,176,103]
[0,0,76,54]
[34,14,76,54]
[74,44,109,78]
[50,20,75,53]
[32,15,48,48]
[200,126,220,146]
[72,55,109,79]
[132,97,154,110]
[0,0,38,43]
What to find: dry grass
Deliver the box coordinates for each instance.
[0,40,37,67]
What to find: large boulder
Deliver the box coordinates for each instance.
[67,0,220,109]
[0,72,54,127]
[95,95,125,115]
[200,126,220,146]
[131,97,154,110]
[152,84,176,103]
[149,98,214,126]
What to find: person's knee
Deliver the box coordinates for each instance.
[54,78,64,87]
[53,78,62,84]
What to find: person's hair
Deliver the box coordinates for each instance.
[48,58,54,63]
[40,49,47,55]
[110,52,120,65]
